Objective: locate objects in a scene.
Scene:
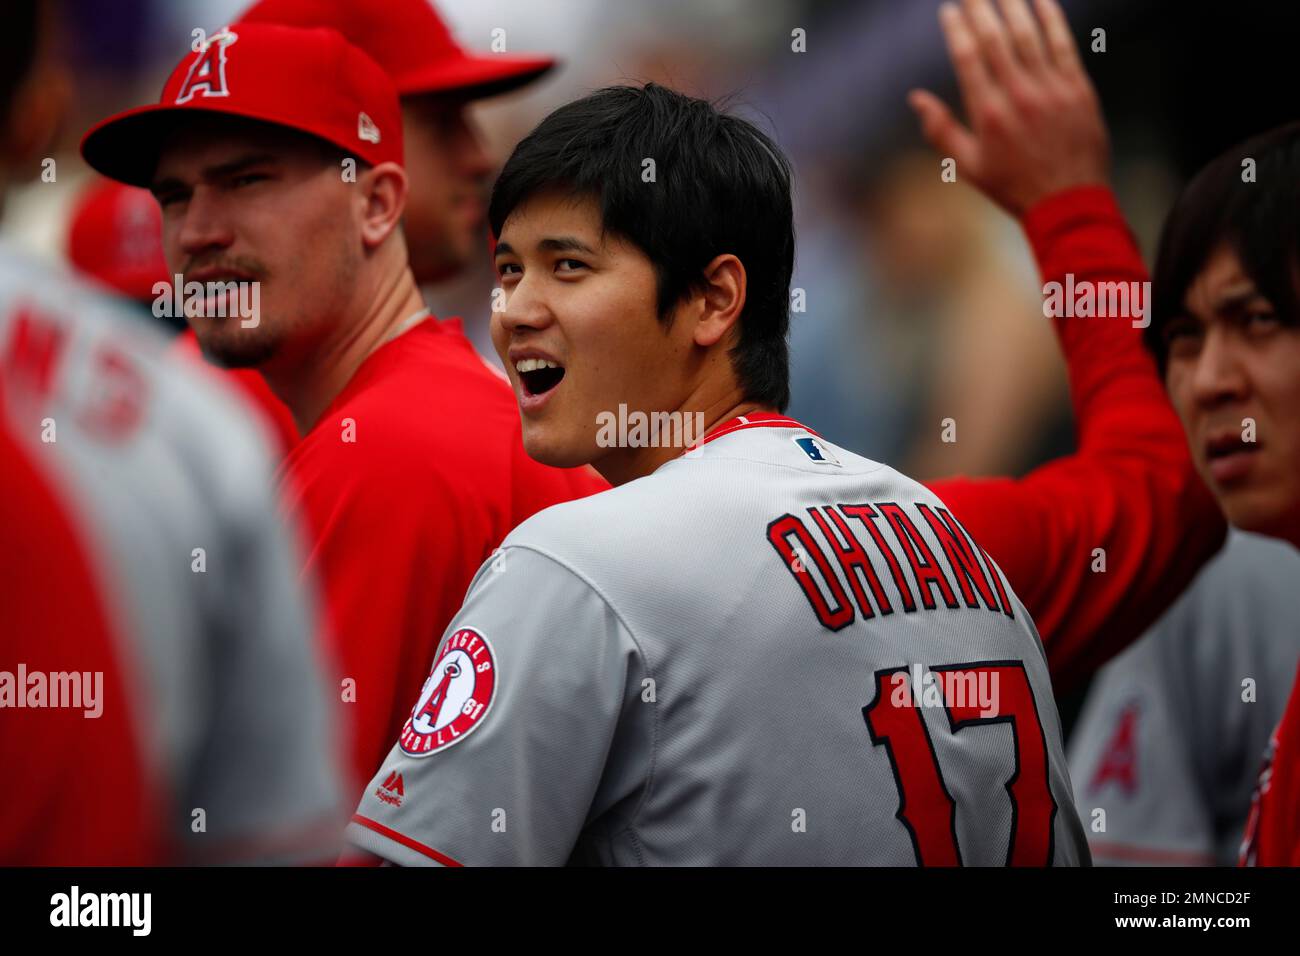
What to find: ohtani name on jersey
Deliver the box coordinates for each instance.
[766,501,1014,631]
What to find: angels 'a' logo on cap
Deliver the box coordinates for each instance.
[175,29,239,105]
[399,627,497,757]
[357,112,381,145]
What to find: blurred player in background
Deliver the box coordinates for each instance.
[66,179,172,325]
[1069,532,1300,865]
[1137,121,1300,866]
[80,22,604,795]
[1,0,345,864]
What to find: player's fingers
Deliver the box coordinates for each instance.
[997,0,1048,74]
[908,89,979,170]
[961,0,1019,86]
[1034,0,1083,76]
[938,2,994,119]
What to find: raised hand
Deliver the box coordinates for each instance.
[909,0,1111,216]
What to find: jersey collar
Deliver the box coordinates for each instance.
[694,411,819,450]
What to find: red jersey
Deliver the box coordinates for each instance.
[279,316,608,789]
[1241,663,1300,865]
[928,186,1226,693]
[0,414,163,865]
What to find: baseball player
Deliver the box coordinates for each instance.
[1,1,345,864]
[167,0,555,455]
[1069,531,1300,865]
[79,23,605,794]
[1137,120,1300,866]
[66,177,303,455]
[346,79,1089,866]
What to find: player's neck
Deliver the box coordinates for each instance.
[266,266,427,435]
[593,392,776,487]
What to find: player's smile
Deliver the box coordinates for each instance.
[509,347,566,411]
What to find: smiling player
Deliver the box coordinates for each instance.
[346,81,1089,866]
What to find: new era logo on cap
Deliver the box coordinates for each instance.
[357,112,380,144]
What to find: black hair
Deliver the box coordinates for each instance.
[488,82,795,411]
[0,1,41,130]
[1148,121,1300,375]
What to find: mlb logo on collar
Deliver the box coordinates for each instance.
[176,30,239,104]
[794,435,840,466]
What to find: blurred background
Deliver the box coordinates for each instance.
[9,0,1300,482]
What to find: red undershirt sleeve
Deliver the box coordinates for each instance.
[927,185,1226,693]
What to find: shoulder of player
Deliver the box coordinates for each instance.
[297,335,518,468]
[0,250,276,505]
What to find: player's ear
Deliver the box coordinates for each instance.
[692,253,746,348]
[357,161,408,250]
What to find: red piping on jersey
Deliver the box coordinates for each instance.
[695,412,818,449]
[351,813,463,867]
[1087,839,1215,866]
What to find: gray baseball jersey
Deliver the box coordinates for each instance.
[1068,530,1300,866]
[0,243,345,863]
[348,413,1088,865]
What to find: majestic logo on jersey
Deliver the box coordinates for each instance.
[793,435,839,466]
[175,30,238,104]
[374,770,405,807]
[399,628,497,758]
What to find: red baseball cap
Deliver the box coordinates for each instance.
[81,23,403,189]
[67,178,168,303]
[238,0,555,99]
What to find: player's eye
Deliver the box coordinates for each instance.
[497,262,522,280]
[555,258,588,274]
[1162,316,1203,359]
[1242,309,1280,334]
[154,190,188,209]
[1162,316,1200,343]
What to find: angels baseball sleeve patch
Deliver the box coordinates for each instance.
[399,627,497,757]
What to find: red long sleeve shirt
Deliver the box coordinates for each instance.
[928,186,1226,693]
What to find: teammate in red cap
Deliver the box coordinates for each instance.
[81,23,604,793]
[170,0,560,459]
[66,177,301,454]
